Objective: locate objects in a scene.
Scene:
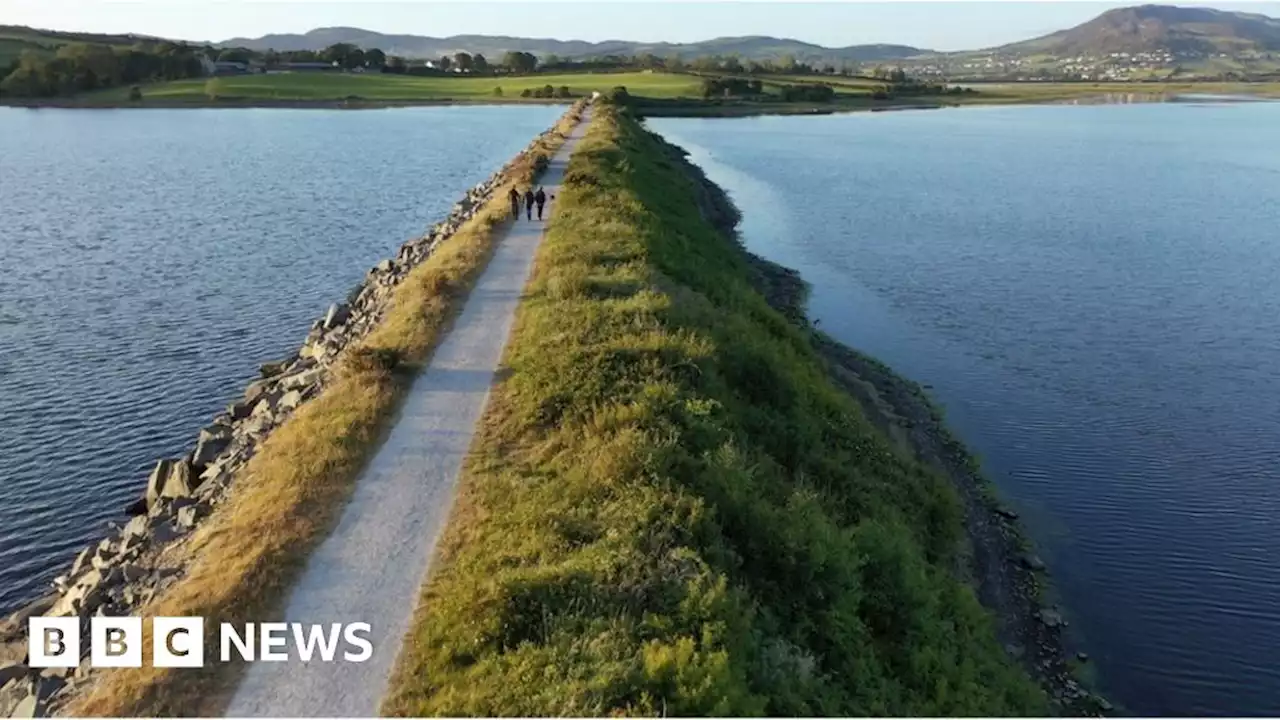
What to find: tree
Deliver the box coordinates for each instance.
[385,55,407,73]
[453,52,473,72]
[492,85,503,96]
[204,77,226,100]
[365,48,386,68]
[437,55,451,72]
[501,51,537,73]
[473,53,489,73]
[666,54,685,72]
[217,47,253,63]
[322,43,359,68]
[128,85,143,101]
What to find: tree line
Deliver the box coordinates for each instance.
[1,41,206,97]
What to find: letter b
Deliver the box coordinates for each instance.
[91,617,142,667]
[28,617,79,668]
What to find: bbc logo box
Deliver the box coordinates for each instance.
[29,617,204,668]
[28,618,371,668]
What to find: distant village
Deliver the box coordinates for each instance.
[905,49,1279,81]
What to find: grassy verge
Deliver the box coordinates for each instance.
[68,102,585,717]
[382,102,1046,715]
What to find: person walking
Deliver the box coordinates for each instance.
[508,186,521,221]
[524,188,535,221]
[534,186,547,220]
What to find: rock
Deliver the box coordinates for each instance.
[1077,651,1089,663]
[192,426,232,468]
[281,368,322,392]
[243,379,272,405]
[277,390,303,412]
[0,678,34,718]
[122,494,148,516]
[1020,553,1047,572]
[323,303,350,330]
[6,593,54,633]
[227,400,254,421]
[0,665,24,689]
[50,570,105,617]
[258,360,289,378]
[123,514,148,540]
[175,503,206,530]
[374,259,393,274]
[1038,609,1065,629]
[145,459,196,510]
[68,548,91,579]
[1097,697,1114,712]
[994,506,1019,520]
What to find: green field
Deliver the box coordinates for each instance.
[89,70,703,103]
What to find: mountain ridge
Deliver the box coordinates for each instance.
[216,28,929,63]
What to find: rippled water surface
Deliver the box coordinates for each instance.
[650,103,1280,716]
[0,104,563,612]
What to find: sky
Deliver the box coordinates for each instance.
[5,0,1280,51]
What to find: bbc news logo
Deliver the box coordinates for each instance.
[29,618,372,668]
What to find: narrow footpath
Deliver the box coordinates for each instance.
[226,110,592,717]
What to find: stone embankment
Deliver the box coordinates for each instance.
[0,121,567,717]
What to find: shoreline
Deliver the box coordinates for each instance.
[665,128,1111,715]
[0,97,572,110]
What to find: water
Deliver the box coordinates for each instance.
[0,104,563,613]
[648,103,1280,717]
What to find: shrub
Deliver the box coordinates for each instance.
[520,88,533,98]
[555,85,572,98]
[343,346,402,377]
[128,85,142,102]
[493,86,504,97]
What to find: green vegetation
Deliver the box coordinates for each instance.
[383,103,1045,716]
[0,39,206,98]
[69,104,586,717]
[71,70,700,104]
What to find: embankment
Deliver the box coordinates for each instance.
[0,101,585,717]
[382,102,1058,715]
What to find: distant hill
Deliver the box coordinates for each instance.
[0,25,167,65]
[217,28,927,63]
[994,4,1280,56]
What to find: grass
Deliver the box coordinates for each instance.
[67,101,587,717]
[83,70,702,104]
[381,102,1046,716]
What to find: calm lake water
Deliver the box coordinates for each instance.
[0,104,563,612]
[650,103,1280,716]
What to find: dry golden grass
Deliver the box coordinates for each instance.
[69,102,586,718]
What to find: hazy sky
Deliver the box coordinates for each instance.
[6,1,1280,51]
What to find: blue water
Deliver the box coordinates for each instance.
[0,104,562,613]
[649,102,1280,716]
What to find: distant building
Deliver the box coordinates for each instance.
[282,62,340,72]
[213,61,251,75]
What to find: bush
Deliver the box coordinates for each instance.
[555,85,572,98]
[520,88,533,98]
[604,85,630,104]
[128,85,142,102]
[344,346,402,377]
[493,86,503,97]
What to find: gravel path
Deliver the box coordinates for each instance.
[226,110,591,717]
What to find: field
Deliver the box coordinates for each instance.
[86,70,702,104]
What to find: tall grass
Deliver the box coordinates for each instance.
[69,103,585,717]
[382,104,1046,715]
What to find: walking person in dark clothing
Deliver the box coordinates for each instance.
[524,188,535,221]
[534,186,547,220]
[508,186,521,221]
